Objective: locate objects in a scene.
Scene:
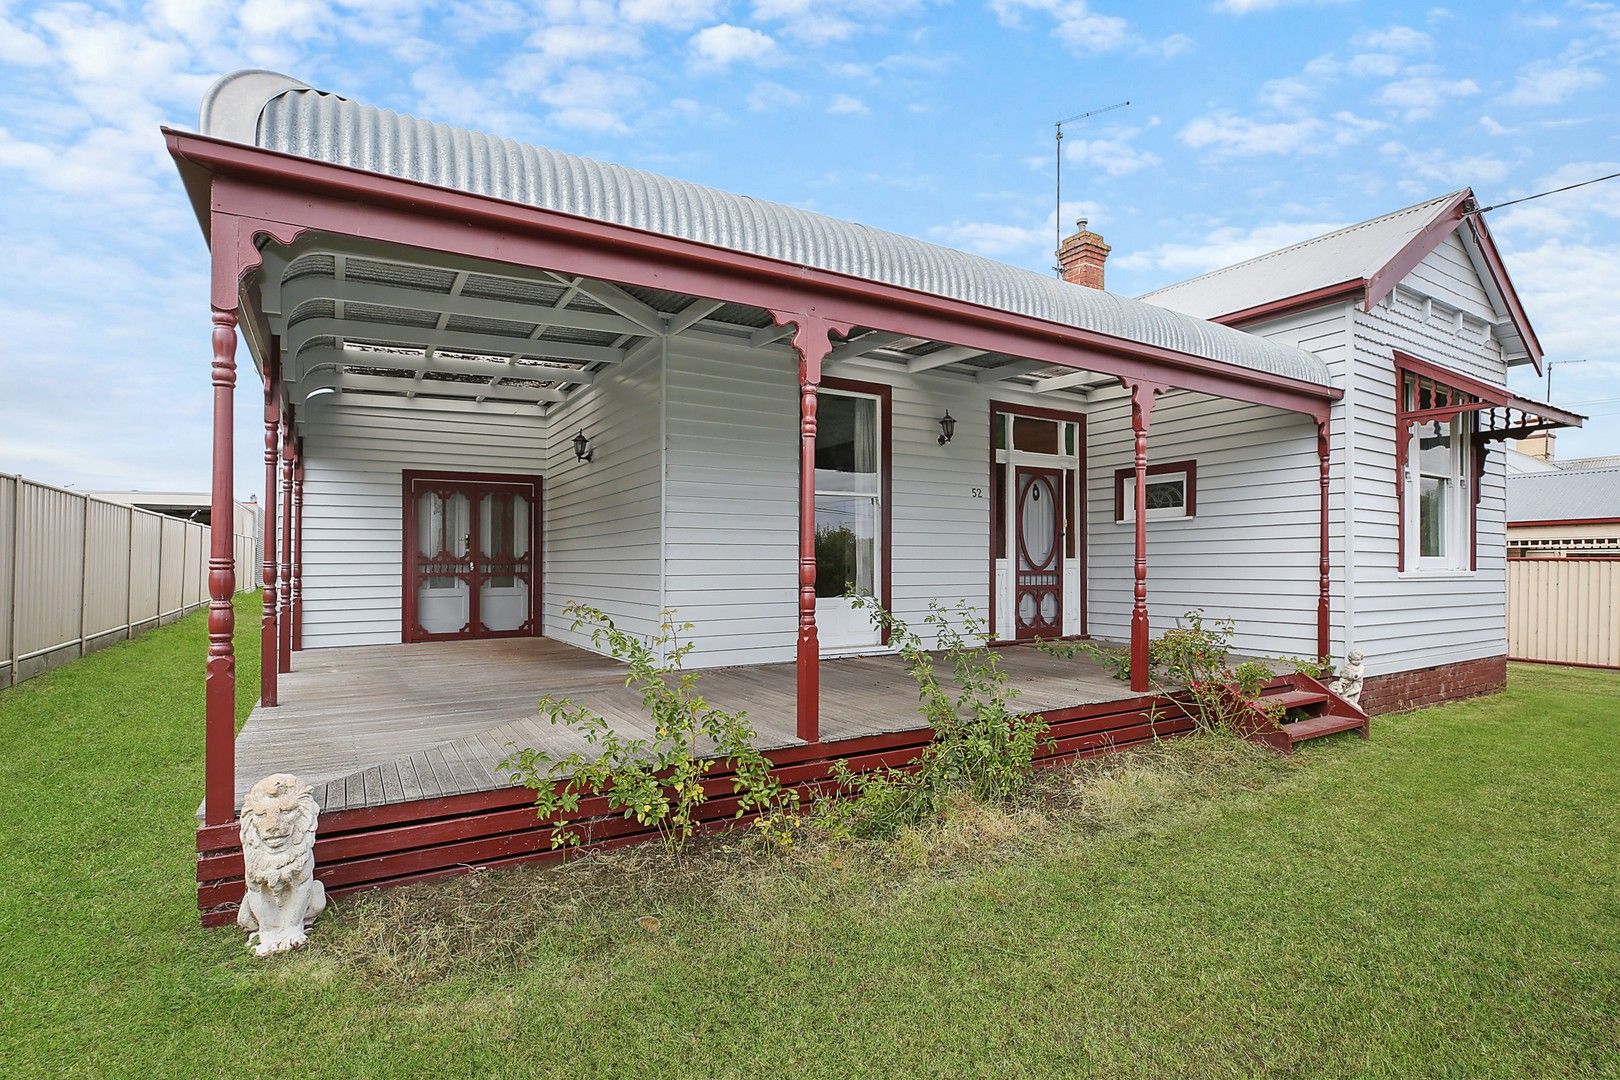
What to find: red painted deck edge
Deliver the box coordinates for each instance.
[197,695,1187,923]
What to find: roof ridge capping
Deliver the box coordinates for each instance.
[194,69,1332,390]
[1138,189,1467,302]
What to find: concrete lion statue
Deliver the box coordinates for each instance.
[238,773,327,957]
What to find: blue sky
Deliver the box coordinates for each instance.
[1,0,1617,496]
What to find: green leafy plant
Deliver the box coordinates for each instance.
[817,598,1050,840]
[500,603,799,852]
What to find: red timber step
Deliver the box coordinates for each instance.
[196,693,1188,927]
[1244,675,1370,755]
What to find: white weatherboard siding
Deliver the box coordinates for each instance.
[299,402,547,649]
[543,344,664,651]
[1086,389,1323,659]
[661,337,1075,667]
[1344,242,1510,676]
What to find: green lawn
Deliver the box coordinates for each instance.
[1,593,1617,1078]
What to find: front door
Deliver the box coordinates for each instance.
[403,471,541,642]
[1013,466,1062,639]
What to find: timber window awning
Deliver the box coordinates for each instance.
[1394,352,1584,572]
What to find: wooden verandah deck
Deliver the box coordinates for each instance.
[234,637,1143,813]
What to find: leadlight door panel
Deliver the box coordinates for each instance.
[405,473,540,642]
[1014,466,1063,639]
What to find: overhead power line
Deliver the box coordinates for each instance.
[1473,170,1620,214]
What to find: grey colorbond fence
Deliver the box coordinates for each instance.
[0,473,258,687]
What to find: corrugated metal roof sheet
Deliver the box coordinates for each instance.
[196,70,1331,389]
[1140,192,1462,320]
[1507,466,1620,523]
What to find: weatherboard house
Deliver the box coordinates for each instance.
[172,71,1580,922]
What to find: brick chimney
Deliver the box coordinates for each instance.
[1056,219,1111,290]
[1514,431,1557,462]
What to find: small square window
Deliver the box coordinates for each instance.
[1115,461,1196,523]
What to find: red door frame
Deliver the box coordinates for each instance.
[1012,465,1065,640]
[401,469,543,643]
[988,402,1087,643]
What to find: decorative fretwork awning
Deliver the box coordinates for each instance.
[1394,352,1585,571]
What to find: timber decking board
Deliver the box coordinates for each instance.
[235,637,1138,812]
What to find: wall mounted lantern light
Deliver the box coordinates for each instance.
[936,410,956,446]
[572,429,594,464]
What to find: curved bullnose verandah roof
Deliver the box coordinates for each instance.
[197,69,1332,392]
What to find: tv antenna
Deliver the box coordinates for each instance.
[1055,100,1130,272]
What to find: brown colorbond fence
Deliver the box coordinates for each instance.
[1507,557,1620,670]
[0,473,259,687]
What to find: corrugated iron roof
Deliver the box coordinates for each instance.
[196,70,1332,389]
[1508,466,1620,523]
[1140,192,1463,320]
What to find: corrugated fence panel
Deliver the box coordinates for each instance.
[0,475,14,679]
[15,481,85,663]
[0,472,259,688]
[83,500,133,644]
[1507,558,1620,669]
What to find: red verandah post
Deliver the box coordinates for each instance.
[204,307,239,827]
[774,312,851,745]
[1124,379,1164,694]
[261,346,279,707]
[278,407,295,674]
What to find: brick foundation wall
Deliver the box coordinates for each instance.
[1360,654,1508,715]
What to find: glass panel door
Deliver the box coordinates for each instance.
[1014,466,1062,639]
[476,491,533,633]
[815,392,882,649]
[413,489,472,636]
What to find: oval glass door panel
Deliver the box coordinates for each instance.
[478,492,531,633]
[1013,469,1062,638]
[416,490,470,635]
[1019,477,1057,568]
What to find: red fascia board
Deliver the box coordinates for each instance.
[1509,517,1620,527]
[1463,211,1545,373]
[1214,278,1367,327]
[163,129,1339,419]
[1364,190,1473,313]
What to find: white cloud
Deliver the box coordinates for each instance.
[750,0,922,44]
[1065,130,1161,175]
[827,93,870,115]
[539,67,646,132]
[1381,141,1512,196]
[1178,112,1325,157]
[930,220,1052,258]
[1212,0,1347,13]
[621,0,723,28]
[990,0,1131,55]
[1354,25,1431,52]
[1377,71,1478,119]
[527,23,643,61]
[746,81,804,112]
[689,23,778,67]
[1502,59,1607,107]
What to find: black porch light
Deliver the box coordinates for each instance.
[937,410,956,446]
[572,429,594,464]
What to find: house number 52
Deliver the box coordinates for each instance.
[970,487,985,498]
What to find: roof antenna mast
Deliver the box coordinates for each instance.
[1055,100,1130,274]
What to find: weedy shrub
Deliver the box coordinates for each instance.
[816,598,1050,840]
[1039,610,1302,735]
[501,603,800,852]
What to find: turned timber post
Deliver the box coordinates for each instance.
[278,407,295,674]
[1317,415,1332,664]
[261,347,280,706]
[292,437,304,652]
[1124,379,1164,694]
[204,307,238,827]
[773,311,851,744]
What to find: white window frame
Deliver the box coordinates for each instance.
[1404,415,1471,573]
[1116,467,1193,524]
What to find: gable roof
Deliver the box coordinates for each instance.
[1140,190,1542,371]
[190,70,1331,390]
[1508,466,1620,524]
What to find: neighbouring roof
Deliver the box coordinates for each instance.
[1140,190,1540,369]
[1507,466,1620,524]
[193,70,1331,389]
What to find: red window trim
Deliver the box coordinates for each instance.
[400,469,543,644]
[1112,459,1197,523]
[987,401,1087,644]
[818,376,893,643]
